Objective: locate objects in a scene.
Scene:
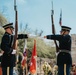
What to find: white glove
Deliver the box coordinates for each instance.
[55,52,59,56]
[11,49,16,54]
[0,53,3,56]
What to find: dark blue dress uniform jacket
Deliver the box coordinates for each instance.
[47,34,72,66]
[1,32,28,67]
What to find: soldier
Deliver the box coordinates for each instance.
[44,26,72,75]
[1,23,28,75]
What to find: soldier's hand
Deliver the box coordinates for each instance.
[44,36,47,38]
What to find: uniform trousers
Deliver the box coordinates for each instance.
[2,67,13,75]
[58,64,71,75]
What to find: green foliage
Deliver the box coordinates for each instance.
[0,28,5,41]
[0,13,8,26]
[18,37,56,59]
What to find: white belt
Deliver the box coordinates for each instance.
[59,50,71,54]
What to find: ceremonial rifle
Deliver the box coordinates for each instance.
[7,0,18,75]
[51,1,59,52]
[12,0,18,49]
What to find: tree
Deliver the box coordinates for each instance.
[38,30,43,36]
[18,37,56,59]
[0,13,8,27]
[18,22,55,58]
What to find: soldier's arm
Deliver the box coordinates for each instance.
[46,35,71,42]
[17,34,28,39]
[45,34,64,41]
[1,35,13,54]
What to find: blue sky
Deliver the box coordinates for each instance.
[0,0,76,35]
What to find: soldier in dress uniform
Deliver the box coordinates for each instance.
[44,26,72,75]
[1,23,28,75]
